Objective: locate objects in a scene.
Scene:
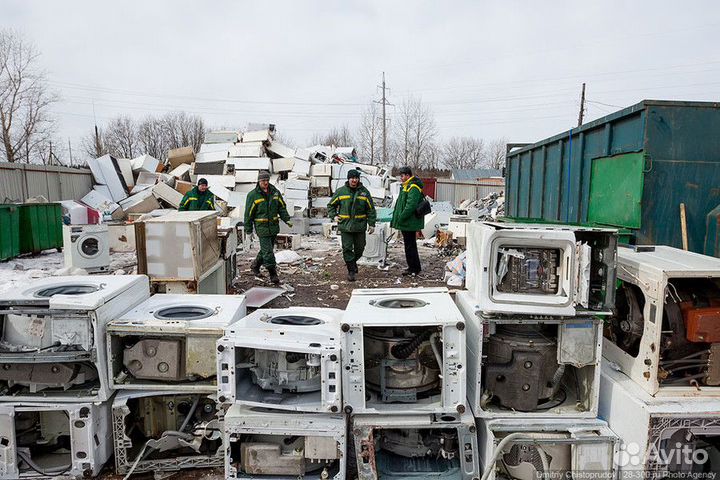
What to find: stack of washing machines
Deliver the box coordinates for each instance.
[217,307,347,479]
[600,245,720,476]
[341,287,479,479]
[106,293,247,478]
[459,221,621,480]
[0,275,150,479]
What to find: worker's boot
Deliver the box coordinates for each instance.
[346,262,356,282]
[268,266,280,285]
[250,258,262,276]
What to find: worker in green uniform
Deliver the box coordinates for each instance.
[178,178,215,211]
[244,171,292,285]
[391,166,424,276]
[327,169,376,281]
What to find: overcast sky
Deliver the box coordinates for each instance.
[3,1,719,158]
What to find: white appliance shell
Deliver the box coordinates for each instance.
[602,245,720,397]
[217,307,343,413]
[223,404,346,480]
[0,275,150,402]
[357,223,390,267]
[341,287,467,415]
[62,224,110,273]
[107,294,247,392]
[0,400,112,479]
[455,290,602,419]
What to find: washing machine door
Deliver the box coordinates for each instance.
[78,234,104,259]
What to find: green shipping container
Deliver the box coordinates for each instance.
[18,203,63,254]
[506,100,720,255]
[0,205,20,261]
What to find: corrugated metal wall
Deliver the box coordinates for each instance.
[0,163,93,203]
[433,179,505,205]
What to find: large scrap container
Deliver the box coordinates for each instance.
[0,205,20,261]
[506,100,720,255]
[18,203,63,254]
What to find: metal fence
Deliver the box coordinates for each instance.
[434,179,505,205]
[0,162,93,203]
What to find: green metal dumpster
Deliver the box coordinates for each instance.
[505,100,720,255]
[0,205,20,261]
[18,203,63,254]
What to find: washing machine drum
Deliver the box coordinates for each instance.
[78,235,102,258]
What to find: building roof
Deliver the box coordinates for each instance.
[451,168,502,180]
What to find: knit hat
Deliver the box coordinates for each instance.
[198,178,208,186]
[398,166,412,176]
[258,170,271,181]
[347,169,361,179]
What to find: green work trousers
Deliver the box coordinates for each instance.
[340,231,366,263]
[255,235,277,267]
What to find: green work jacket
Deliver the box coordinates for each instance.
[391,176,424,232]
[178,186,215,211]
[244,184,291,237]
[328,182,377,233]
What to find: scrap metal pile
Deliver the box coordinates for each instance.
[1,220,719,479]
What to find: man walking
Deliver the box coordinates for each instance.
[391,166,424,276]
[244,171,292,285]
[178,178,215,211]
[328,169,376,281]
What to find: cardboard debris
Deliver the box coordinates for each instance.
[167,146,195,169]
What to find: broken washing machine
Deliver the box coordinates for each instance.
[216,307,343,413]
[0,275,150,402]
[341,287,467,415]
[351,412,480,480]
[603,245,720,397]
[0,401,113,479]
[107,294,247,392]
[112,391,224,477]
[62,224,110,273]
[455,290,602,419]
[465,222,617,317]
[224,404,346,479]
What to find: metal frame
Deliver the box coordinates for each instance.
[0,401,112,479]
[341,288,467,415]
[223,405,346,479]
[351,412,480,480]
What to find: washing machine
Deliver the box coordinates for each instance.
[107,294,247,392]
[0,400,113,479]
[112,390,224,477]
[341,287,467,415]
[224,404,346,479]
[352,412,480,480]
[358,223,390,267]
[0,275,150,402]
[62,224,110,273]
[217,307,343,413]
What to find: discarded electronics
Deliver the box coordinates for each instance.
[0,401,113,479]
[112,391,224,477]
[0,275,149,402]
[358,223,391,267]
[455,291,602,418]
[62,224,110,273]
[604,245,720,397]
[275,233,302,250]
[107,294,247,392]
[341,288,467,414]
[477,417,619,480]
[224,405,346,479]
[139,211,223,293]
[352,412,480,480]
[447,215,472,246]
[599,360,720,475]
[465,222,618,317]
[217,308,343,413]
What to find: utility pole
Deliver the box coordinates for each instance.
[374,72,392,165]
[68,138,73,166]
[577,82,586,127]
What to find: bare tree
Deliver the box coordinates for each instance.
[391,96,437,169]
[486,137,508,170]
[310,125,354,147]
[358,103,383,164]
[0,29,58,163]
[442,136,486,169]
